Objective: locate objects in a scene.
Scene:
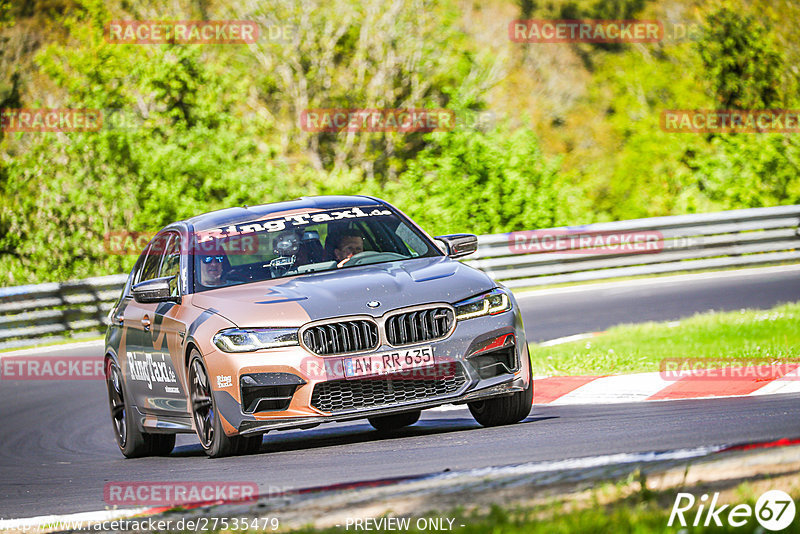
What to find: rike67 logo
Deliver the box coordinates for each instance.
[669,490,796,531]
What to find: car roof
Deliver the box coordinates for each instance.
[183,195,387,231]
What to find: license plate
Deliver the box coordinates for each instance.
[344,346,435,379]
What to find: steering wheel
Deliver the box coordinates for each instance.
[224,265,255,282]
[339,251,406,267]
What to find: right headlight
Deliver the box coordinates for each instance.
[213,327,299,352]
[454,288,512,320]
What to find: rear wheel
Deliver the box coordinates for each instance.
[368,410,421,431]
[106,359,175,457]
[468,357,533,427]
[189,351,261,458]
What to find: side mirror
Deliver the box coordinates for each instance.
[434,234,478,259]
[132,276,180,304]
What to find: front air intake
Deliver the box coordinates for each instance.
[385,307,454,347]
[302,320,379,356]
[310,363,467,413]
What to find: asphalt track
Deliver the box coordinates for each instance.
[1,266,800,518]
[518,265,800,342]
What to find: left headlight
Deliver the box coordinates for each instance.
[454,288,512,320]
[213,328,299,352]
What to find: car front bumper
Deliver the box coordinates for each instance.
[203,306,530,436]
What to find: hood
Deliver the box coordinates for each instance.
[189,256,495,327]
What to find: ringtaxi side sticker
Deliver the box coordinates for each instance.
[126,351,177,390]
[217,375,233,388]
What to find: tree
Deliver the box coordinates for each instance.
[696,7,787,109]
[0,2,289,285]
[387,123,570,235]
[239,0,501,181]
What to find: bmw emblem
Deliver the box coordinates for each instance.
[367,300,381,308]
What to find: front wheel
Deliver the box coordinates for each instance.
[106,359,175,458]
[468,357,533,427]
[188,351,262,457]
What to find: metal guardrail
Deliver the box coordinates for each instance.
[1,205,798,349]
[0,274,128,350]
[465,204,800,288]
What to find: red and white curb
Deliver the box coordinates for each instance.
[534,365,800,405]
[426,365,800,410]
[527,328,800,404]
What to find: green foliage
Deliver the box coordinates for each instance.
[0,3,291,285]
[569,0,800,221]
[386,124,570,236]
[676,5,800,210]
[578,39,711,219]
[687,133,800,209]
[289,480,792,534]
[696,7,788,109]
[0,0,12,29]
[531,0,647,20]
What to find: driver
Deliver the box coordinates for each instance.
[333,232,364,268]
[199,255,226,287]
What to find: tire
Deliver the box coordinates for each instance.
[106,359,176,458]
[188,351,260,458]
[368,410,421,431]
[468,355,533,428]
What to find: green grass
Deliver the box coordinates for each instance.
[529,301,800,376]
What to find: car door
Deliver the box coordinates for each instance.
[143,231,189,415]
[129,231,188,416]
[122,238,160,412]
[122,233,173,413]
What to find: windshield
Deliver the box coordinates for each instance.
[192,206,441,292]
